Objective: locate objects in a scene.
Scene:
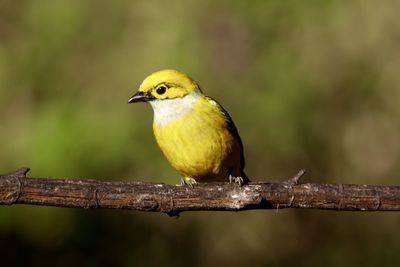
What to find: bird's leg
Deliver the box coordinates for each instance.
[180,177,197,188]
[229,175,244,186]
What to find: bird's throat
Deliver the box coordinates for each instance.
[149,92,201,126]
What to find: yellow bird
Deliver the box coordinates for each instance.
[128,69,249,186]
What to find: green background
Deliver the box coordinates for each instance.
[1,1,400,266]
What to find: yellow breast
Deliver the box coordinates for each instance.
[151,92,242,182]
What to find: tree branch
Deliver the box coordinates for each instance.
[1,168,399,216]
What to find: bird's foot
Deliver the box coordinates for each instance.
[180,177,197,188]
[229,175,244,186]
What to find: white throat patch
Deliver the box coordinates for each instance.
[149,91,201,126]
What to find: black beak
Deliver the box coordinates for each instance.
[128,92,154,103]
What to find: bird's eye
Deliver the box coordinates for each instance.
[156,85,167,95]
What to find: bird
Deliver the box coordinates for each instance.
[128,69,249,186]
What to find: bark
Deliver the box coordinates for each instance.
[1,168,399,216]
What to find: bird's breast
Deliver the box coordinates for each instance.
[151,95,240,181]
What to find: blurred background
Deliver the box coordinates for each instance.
[1,0,400,266]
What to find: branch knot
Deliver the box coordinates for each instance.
[0,167,29,204]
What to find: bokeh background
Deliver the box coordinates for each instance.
[1,0,400,266]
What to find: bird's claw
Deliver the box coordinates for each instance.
[229,175,244,186]
[180,177,197,188]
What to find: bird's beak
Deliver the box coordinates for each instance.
[128,91,154,103]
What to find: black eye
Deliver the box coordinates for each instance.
[156,86,167,95]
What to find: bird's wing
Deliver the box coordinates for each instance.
[204,96,246,173]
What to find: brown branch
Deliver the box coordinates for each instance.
[1,168,399,216]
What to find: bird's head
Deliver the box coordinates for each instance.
[128,69,201,103]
